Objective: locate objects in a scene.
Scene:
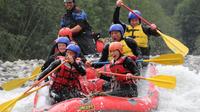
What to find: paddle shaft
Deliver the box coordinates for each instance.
[0,82,49,112]
[99,71,145,80]
[121,3,189,56]
[99,71,175,84]
[121,3,152,26]
[25,60,66,93]
[93,54,183,66]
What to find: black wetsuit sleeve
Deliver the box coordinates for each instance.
[41,55,56,71]
[76,20,89,30]
[123,57,140,76]
[100,75,111,82]
[72,61,86,76]
[92,44,110,68]
[124,37,141,56]
[113,7,127,31]
[38,60,61,80]
[142,24,160,37]
[79,53,87,63]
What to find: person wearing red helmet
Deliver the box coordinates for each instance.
[58,27,73,41]
[113,0,160,60]
[86,24,141,68]
[60,0,96,55]
[98,42,140,97]
[37,43,86,104]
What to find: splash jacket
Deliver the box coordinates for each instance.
[60,6,96,55]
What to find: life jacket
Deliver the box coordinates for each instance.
[121,39,133,56]
[110,56,130,74]
[110,56,136,84]
[108,39,135,61]
[50,56,82,92]
[124,25,148,48]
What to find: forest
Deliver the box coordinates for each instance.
[0,0,199,61]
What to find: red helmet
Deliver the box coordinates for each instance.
[58,27,72,38]
[109,42,123,54]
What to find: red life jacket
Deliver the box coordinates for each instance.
[110,56,131,74]
[51,56,82,91]
[110,56,134,83]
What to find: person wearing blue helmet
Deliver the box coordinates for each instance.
[60,0,96,55]
[113,0,160,60]
[86,24,141,68]
[49,43,86,104]
[66,43,81,57]
[47,28,72,59]
[37,43,86,104]
[38,37,70,77]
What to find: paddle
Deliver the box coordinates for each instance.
[30,66,42,80]
[0,60,66,112]
[0,66,42,91]
[121,3,189,56]
[137,53,184,65]
[92,54,184,65]
[98,71,176,89]
[0,83,49,112]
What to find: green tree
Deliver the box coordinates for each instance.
[158,0,183,15]
[0,0,187,60]
[0,0,63,60]
[175,0,200,54]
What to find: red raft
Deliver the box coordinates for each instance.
[33,64,159,112]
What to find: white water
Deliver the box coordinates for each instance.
[155,65,200,112]
[0,58,200,112]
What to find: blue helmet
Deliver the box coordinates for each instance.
[128,10,141,20]
[109,24,124,35]
[64,0,75,3]
[66,43,81,57]
[55,37,70,45]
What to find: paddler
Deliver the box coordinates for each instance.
[86,23,141,68]
[98,42,140,97]
[37,43,87,104]
[113,0,160,60]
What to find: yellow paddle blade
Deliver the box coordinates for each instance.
[0,94,24,112]
[157,30,189,56]
[0,66,42,91]
[30,66,41,80]
[0,84,47,112]
[1,78,29,91]
[144,54,184,65]
[146,75,176,89]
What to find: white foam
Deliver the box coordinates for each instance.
[1,60,200,112]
